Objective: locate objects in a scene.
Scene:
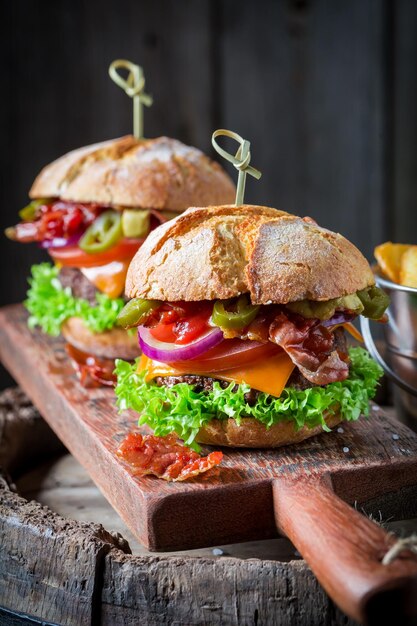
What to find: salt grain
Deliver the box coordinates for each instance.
[343,447,350,454]
[337,427,344,434]
[392,434,400,441]
[212,548,224,556]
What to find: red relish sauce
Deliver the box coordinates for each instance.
[147,302,213,344]
[117,432,223,482]
[14,201,103,242]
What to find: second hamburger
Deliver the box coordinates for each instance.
[6,136,235,382]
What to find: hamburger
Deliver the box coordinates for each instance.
[115,205,388,449]
[6,136,235,382]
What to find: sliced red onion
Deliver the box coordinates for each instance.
[40,233,82,249]
[138,326,224,363]
[321,311,355,327]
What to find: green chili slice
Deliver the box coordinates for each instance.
[19,198,50,222]
[357,286,389,320]
[117,298,161,329]
[287,293,364,320]
[212,295,260,330]
[79,210,123,253]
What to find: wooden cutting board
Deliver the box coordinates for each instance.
[1,304,417,624]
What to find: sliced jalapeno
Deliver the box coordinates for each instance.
[117,298,161,329]
[357,286,390,320]
[212,294,260,330]
[79,210,122,253]
[19,198,50,222]
[287,293,364,320]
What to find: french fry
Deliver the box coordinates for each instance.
[374,242,411,283]
[400,246,417,288]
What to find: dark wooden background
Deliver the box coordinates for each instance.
[1,0,416,388]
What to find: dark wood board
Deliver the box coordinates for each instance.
[0,386,358,626]
[0,303,417,553]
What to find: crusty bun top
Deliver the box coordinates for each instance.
[29,135,235,211]
[125,205,375,304]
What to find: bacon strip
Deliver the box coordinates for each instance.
[66,344,117,388]
[269,312,349,385]
[117,432,223,482]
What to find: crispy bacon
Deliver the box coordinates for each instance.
[66,344,117,388]
[117,432,223,482]
[269,312,349,385]
[221,307,278,342]
[11,201,102,243]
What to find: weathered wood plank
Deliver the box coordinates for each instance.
[0,387,65,477]
[100,551,357,626]
[0,390,130,626]
[0,489,124,626]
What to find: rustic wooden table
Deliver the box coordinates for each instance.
[1,387,416,626]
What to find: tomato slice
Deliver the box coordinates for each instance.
[170,339,282,373]
[49,237,144,268]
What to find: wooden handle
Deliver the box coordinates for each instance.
[273,476,417,625]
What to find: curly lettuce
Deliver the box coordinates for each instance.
[25,263,125,336]
[115,347,383,449]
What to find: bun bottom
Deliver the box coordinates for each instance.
[196,412,342,448]
[61,317,140,360]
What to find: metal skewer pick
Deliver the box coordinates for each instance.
[109,59,153,140]
[212,129,262,206]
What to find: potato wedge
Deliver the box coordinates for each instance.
[400,246,417,288]
[374,242,411,283]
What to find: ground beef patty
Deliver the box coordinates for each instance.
[59,267,98,306]
[154,327,349,403]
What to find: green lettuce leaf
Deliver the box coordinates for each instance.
[115,347,383,450]
[25,263,125,336]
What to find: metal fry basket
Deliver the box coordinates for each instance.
[361,275,417,429]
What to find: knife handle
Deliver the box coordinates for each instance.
[272,476,417,625]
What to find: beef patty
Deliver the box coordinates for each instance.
[59,267,98,306]
[154,327,349,403]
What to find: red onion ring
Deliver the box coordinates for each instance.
[40,233,82,249]
[321,311,355,327]
[138,326,224,363]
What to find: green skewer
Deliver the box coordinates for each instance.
[109,59,153,139]
[211,129,262,206]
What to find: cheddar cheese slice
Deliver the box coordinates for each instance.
[138,353,295,397]
[81,260,130,298]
